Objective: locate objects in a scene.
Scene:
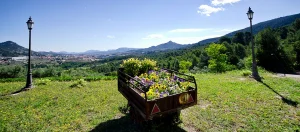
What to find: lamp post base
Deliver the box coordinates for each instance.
[249,75,262,81]
[24,73,34,90]
[23,85,34,90]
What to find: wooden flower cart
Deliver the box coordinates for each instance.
[117,68,198,122]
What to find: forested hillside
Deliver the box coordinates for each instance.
[194,13,300,46]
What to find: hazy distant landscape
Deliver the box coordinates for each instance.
[1,0,300,131]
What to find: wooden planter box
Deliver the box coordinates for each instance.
[118,68,197,121]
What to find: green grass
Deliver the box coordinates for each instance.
[0,71,299,131]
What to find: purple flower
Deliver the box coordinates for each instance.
[174,75,178,80]
[148,70,154,74]
[179,78,185,82]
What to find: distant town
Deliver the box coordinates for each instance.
[0,54,100,64]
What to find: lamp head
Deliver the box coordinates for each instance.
[26,16,34,30]
[247,7,254,20]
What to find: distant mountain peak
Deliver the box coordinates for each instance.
[139,41,187,52]
[0,41,40,57]
[3,41,16,44]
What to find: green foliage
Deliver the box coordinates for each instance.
[244,32,252,45]
[0,77,25,83]
[206,43,228,72]
[294,41,300,68]
[256,28,294,73]
[237,59,245,69]
[35,79,51,85]
[120,58,141,76]
[121,58,156,76]
[241,70,252,76]
[179,61,192,73]
[0,65,25,78]
[244,56,253,70]
[140,58,157,74]
[219,36,231,44]
[173,59,180,71]
[32,67,62,78]
[70,79,87,88]
[232,32,245,45]
[32,68,45,78]
[293,18,300,31]
[234,43,246,59]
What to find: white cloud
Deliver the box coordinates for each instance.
[169,28,210,33]
[197,5,224,16]
[211,0,241,6]
[107,35,115,39]
[143,34,164,39]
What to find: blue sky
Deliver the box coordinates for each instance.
[0,0,299,52]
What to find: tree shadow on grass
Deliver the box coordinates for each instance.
[90,106,187,132]
[259,81,298,107]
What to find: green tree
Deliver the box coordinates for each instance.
[234,43,246,59]
[232,32,245,45]
[173,59,180,71]
[206,43,228,72]
[294,41,300,69]
[179,61,192,73]
[199,51,209,68]
[219,36,231,44]
[191,55,200,68]
[255,28,294,73]
[293,18,300,31]
[244,32,252,45]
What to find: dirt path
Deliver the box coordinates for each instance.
[275,73,300,78]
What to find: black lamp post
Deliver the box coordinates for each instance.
[247,7,261,81]
[24,16,34,89]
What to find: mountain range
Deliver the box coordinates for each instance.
[1,13,300,57]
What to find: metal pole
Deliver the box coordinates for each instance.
[250,19,261,81]
[25,29,33,89]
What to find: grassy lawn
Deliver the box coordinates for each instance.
[0,71,299,131]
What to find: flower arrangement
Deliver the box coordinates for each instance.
[121,58,193,100]
[130,69,192,100]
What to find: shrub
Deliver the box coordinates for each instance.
[121,58,157,76]
[244,56,253,70]
[190,66,200,74]
[225,64,237,71]
[32,68,45,78]
[140,58,156,74]
[35,79,51,85]
[120,58,141,76]
[241,70,252,76]
[200,66,210,73]
[0,65,24,78]
[237,59,245,69]
[179,61,192,73]
[70,79,87,88]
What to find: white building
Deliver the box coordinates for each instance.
[12,56,28,61]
